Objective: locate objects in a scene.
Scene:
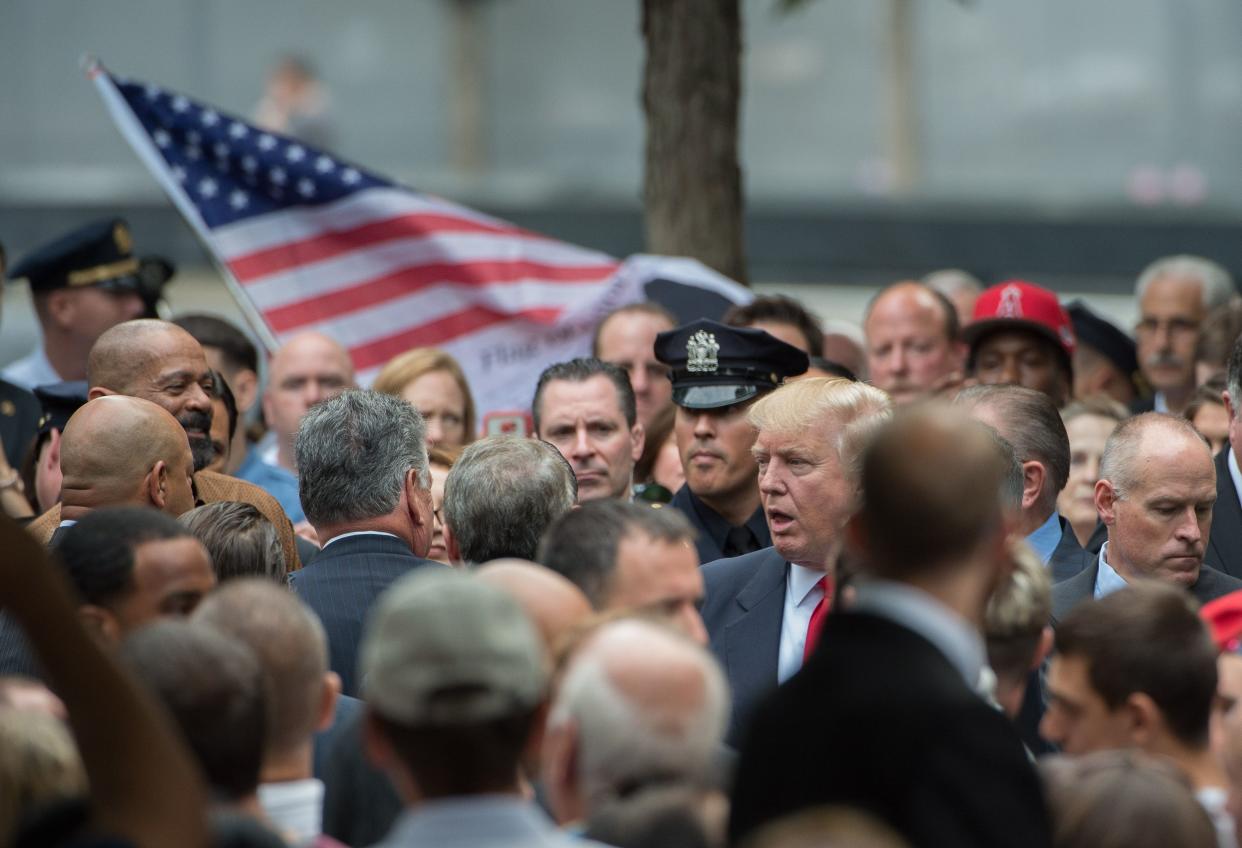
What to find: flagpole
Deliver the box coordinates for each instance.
[83,55,280,354]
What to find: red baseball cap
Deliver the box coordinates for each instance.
[963,280,1077,360]
[1201,590,1242,653]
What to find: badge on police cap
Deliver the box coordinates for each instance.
[113,221,133,255]
[686,330,720,373]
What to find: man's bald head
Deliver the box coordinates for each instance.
[263,332,356,470]
[193,579,333,763]
[476,559,593,655]
[59,395,197,518]
[87,320,217,471]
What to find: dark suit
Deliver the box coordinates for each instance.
[700,547,787,747]
[670,485,770,564]
[729,611,1051,848]
[1048,515,1090,583]
[1207,448,1242,579]
[0,378,39,470]
[1128,395,1157,415]
[290,533,442,696]
[1051,557,1242,624]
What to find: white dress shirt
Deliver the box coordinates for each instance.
[777,563,829,683]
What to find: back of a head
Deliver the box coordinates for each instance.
[120,620,265,801]
[296,390,429,528]
[1056,582,1217,749]
[538,499,696,609]
[858,404,1009,578]
[0,710,87,845]
[584,785,718,848]
[1041,750,1217,848]
[474,559,594,653]
[172,314,258,376]
[956,383,1071,503]
[443,436,576,563]
[193,579,327,762]
[550,618,728,808]
[57,506,194,607]
[180,501,286,583]
[59,395,192,506]
[984,540,1052,686]
[740,806,911,848]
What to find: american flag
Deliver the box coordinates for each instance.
[89,61,747,416]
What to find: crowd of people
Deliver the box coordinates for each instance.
[3,217,1242,848]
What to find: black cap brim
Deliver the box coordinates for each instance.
[673,383,763,410]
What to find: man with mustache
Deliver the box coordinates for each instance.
[654,319,809,564]
[533,358,643,503]
[1050,413,1242,622]
[1132,255,1235,415]
[23,320,300,569]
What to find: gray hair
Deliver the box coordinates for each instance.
[1135,255,1236,311]
[548,620,728,809]
[443,436,576,564]
[957,384,1070,515]
[1099,412,1208,500]
[296,390,430,527]
[538,500,697,608]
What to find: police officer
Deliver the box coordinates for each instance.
[2,219,172,390]
[655,318,808,563]
[0,241,40,511]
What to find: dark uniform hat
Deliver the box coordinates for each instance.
[654,318,809,410]
[32,380,89,438]
[7,219,173,300]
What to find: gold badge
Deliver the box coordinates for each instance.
[686,330,720,373]
[113,222,133,255]
[0,400,15,417]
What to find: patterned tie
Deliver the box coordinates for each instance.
[803,576,834,663]
[722,524,758,559]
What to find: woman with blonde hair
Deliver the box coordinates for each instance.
[373,347,477,448]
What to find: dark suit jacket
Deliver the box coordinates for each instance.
[729,611,1051,848]
[1048,515,1090,583]
[1129,395,1157,415]
[1207,448,1242,579]
[1051,558,1242,624]
[700,547,788,747]
[290,533,442,696]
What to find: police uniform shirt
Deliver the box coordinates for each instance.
[671,483,771,564]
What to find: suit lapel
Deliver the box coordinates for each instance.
[723,552,787,711]
[1208,450,1242,579]
[1048,517,1088,583]
[1051,562,1097,624]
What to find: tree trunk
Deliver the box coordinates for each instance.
[641,0,747,285]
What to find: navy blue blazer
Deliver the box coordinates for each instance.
[1051,557,1242,625]
[700,546,788,747]
[1048,515,1090,583]
[290,533,442,697]
[1207,448,1242,579]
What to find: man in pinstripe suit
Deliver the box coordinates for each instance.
[290,390,443,697]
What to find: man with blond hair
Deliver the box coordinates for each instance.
[698,377,892,744]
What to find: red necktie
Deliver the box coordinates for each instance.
[803,576,834,663]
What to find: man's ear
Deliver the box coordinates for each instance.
[87,386,116,401]
[844,513,869,558]
[1095,479,1119,526]
[146,461,169,509]
[317,672,342,732]
[1031,626,1055,671]
[231,369,260,417]
[77,605,121,645]
[1124,692,1162,749]
[630,422,645,463]
[1226,391,1236,423]
[45,289,76,331]
[444,522,461,563]
[404,469,429,528]
[43,428,62,471]
[1020,460,1046,512]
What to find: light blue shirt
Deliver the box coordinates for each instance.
[375,795,608,848]
[1025,510,1063,565]
[1093,542,1131,599]
[851,579,987,687]
[0,346,62,392]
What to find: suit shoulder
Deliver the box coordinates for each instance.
[702,548,781,587]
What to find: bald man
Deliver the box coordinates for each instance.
[25,320,300,569]
[56,396,196,532]
[476,559,594,654]
[863,281,966,405]
[241,332,356,522]
[542,618,729,829]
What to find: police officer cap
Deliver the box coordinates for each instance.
[1066,300,1139,380]
[654,318,809,410]
[7,219,173,295]
[32,380,89,438]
